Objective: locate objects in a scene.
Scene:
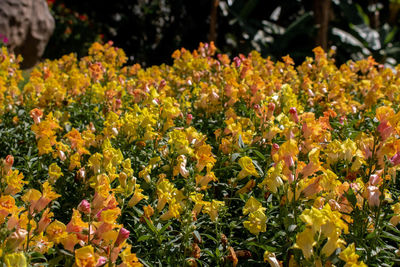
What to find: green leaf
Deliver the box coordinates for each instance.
[238,134,245,149]
[384,26,398,45]
[231,153,241,162]
[144,217,158,235]
[137,235,152,242]
[254,150,266,161]
[159,221,172,234]
[381,231,400,242]
[345,188,357,207]
[201,233,218,243]
[253,160,264,176]
[193,230,202,243]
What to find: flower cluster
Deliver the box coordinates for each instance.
[1,42,400,265]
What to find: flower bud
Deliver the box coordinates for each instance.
[114,227,130,247]
[289,107,299,123]
[3,155,14,174]
[78,200,91,214]
[233,57,241,68]
[186,114,193,125]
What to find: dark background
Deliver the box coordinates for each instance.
[44,0,400,67]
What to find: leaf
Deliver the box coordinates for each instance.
[246,241,267,250]
[238,134,245,149]
[193,230,202,243]
[159,221,172,234]
[253,150,266,161]
[355,4,370,25]
[350,24,381,50]
[381,231,400,242]
[252,160,264,176]
[332,27,366,49]
[384,26,398,45]
[231,153,241,162]
[144,217,158,235]
[201,233,218,243]
[137,235,152,242]
[345,188,357,207]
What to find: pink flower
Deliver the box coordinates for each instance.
[96,256,107,267]
[366,186,381,208]
[233,57,241,67]
[390,152,400,166]
[114,227,130,247]
[289,107,299,123]
[267,102,275,119]
[377,121,393,141]
[284,155,294,168]
[271,143,279,156]
[186,114,193,125]
[369,174,382,186]
[288,173,295,184]
[78,200,91,214]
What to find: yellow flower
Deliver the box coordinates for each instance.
[37,137,53,155]
[4,169,27,195]
[390,202,400,226]
[238,156,259,179]
[321,230,346,257]
[195,144,216,172]
[128,184,148,206]
[339,243,367,267]
[243,196,265,215]
[202,200,225,221]
[341,139,357,162]
[88,153,103,174]
[195,170,218,190]
[46,220,67,243]
[299,207,326,235]
[259,161,284,193]
[243,209,267,235]
[4,252,27,267]
[264,251,280,267]
[48,163,63,183]
[294,228,315,259]
[120,245,143,266]
[30,232,53,254]
[159,199,183,221]
[75,245,97,267]
[168,129,193,155]
[69,152,81,170]
[100,208,121,224]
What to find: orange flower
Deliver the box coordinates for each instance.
[0,195,17,223]
[29,108,43,124]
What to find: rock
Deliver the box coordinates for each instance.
[0,0,55,69]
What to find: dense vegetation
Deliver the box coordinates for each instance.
[1,42,400,266]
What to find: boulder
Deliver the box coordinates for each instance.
[0,0,55,69]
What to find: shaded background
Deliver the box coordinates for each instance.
[44,0,400,67]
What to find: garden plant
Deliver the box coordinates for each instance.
[0,41,400,266]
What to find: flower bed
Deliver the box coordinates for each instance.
[0,42,400,266]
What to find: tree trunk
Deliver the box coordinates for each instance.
[313,0,331,51]
[208,0,219,43]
